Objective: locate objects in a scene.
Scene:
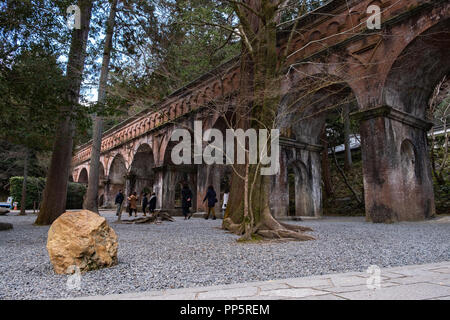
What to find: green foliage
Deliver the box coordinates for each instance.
[323,150,366,216]
[0,45,67,150]
[10,176,45,209]
[66,182,88,210]
[0,142,48,199]
[435,181,450,215]
[104,0,241,121]
[9,176,86,210]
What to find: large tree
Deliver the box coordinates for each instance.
[222,0,324,240]
[36,0,94,225]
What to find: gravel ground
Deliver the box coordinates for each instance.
[0,211,449,300]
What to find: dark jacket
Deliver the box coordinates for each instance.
[203,188,217,207]
[149,195,157,210]
[181,187,192,208]
[142,196,148,209]
[115,192,124,204]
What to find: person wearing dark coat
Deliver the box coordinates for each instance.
[114,190,124,216]
[181,184,193,220]
[148,192,157,214]
[142,193,148,216]
[203,185,217,220]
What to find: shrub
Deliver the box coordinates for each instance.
[9,176,86,210]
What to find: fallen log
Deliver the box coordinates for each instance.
[159,212,175,222]
[119,212,174,224]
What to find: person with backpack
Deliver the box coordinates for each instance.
[203,185,217,220]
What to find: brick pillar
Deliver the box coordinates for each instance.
[353,106,435,222]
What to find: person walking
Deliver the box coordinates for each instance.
[141,193,148,216]
[114,190,124,216]
[203,185,217,220]
[181,184,193,220]
[148,192,157,215]
[127,191,138,217]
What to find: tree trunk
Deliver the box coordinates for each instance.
[35,0,93,225]
[222,0,314,241]
[19,149,29,216]
[343,103,352,171]
[83,0,118,212]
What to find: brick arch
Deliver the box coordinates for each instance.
[284,51,365,106]
[128,142,156,192]
[107,150,129,175]
[108,153,128,182]
[381,16,450,119]
[159,123,196,166]
[280,72,357,145]
[129,138,155,161]
[77,167,89,184]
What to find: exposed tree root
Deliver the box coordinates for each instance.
[223,217,244,234]
[120,212,174,224]
[226,206,315,241]
[279,221,313,232]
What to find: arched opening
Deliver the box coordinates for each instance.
[322,101,364,216]
[286,161,314,217]
[129,143,155,195]
[429,75,450,215]
[383,18,450,118]
[280,74,364,217]
[161,139,197,213]
[78,168,88,184]
[108,153,127,205]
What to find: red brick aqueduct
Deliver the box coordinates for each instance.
[72,0,449,222]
